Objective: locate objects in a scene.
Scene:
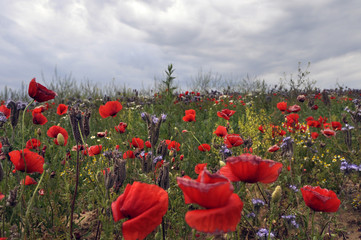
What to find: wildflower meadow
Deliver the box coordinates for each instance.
[0,65,360,239]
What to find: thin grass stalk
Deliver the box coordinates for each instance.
[69,142,80,239]
[24,167,46,229]
[69,121,86,239]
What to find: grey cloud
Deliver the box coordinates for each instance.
[0,0,360,91]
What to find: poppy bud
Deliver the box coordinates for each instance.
[37,128,41,136]
[169,150,174,157]
[57,133,65,146]
[38,189,45,196]
[43,163,49,171]
[271,185,282,203]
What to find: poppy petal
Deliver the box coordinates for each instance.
[185,193,243,234]
[111,182,168,240]
[219,154,282,184]
[177,170,233,209]
[28,78,57,102]
[99,101,122,118]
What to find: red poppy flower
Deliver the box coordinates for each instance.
[305,116,314,122]
[185,109,196,116]
[131,138,144,149]
[331,121,342,131]
[194,163,208,174]
[87,145,102,156]
[311,132,319,139]
[277,102,287,112]
[214,126,228,137]
[219,154,282,183]
[183,113,196,122]
[111,181,168,240]
[311,105,318,110]
[97,131,107,138]
[38,189,45,195]
[167,140,180,151]
[321,129,336,138]
[47,126,69,146]
[99,101,122,118]
[268,145,280,152]
[177,169,243,233]
[145,141,151,148]
[301,185,341,212]
[32,112,48,125]
[9,148,44,174]
[217,109,236,120]
[115,122,127,133]
[224,134,243,148]
[26,138,41,149]
[288,105,301,112]
[123,150,135,159]
[0,192,4,201]
[198,144,211,152]
[307,120,321,128]
[56,104,68,115]
[297,95,306,102]
[28,78,57,102]
[258,125,265,133]
[21,175,37,185]
[285,113,299,129]
[0,105,11,119]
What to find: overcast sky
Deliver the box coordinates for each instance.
[1,0,361,92]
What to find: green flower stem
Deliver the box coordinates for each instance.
[13,99,34,232]
[311,210,316,238]
[25,169,46,224]
[256,182,268,205]
[70,121,86,239]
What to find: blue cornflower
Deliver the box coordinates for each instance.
[152,115,159,124]
[219,145,232,157]
[252,198,265,207]
[140,112,147,121]
[289,185,299,192]
[161,113,167,121]
[153,155,163,164]
[341,160,360,173]
[281,214,299,228]
[246,212,256,218]
[256,228,274,239]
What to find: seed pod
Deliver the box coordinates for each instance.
[113,159,126,193]
[68,107,84,144]
[271,185,282,203]
[157,162,169,190]
[57,133,65,146]
[6,100,21,129]
[6,186,19,207]
[82,109,91,139]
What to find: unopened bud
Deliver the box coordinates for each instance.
[57,133,65,146]
[37,128,41,136]
[297,95,306,102]
[271,185,282,203]
[43,163,49,170]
